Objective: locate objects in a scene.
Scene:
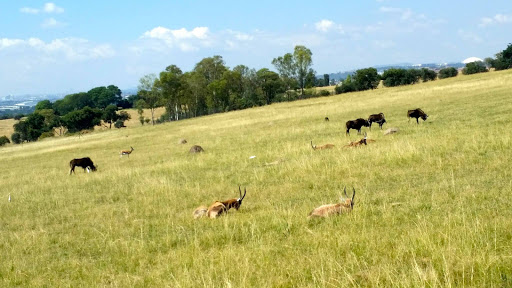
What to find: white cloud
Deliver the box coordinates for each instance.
[458,30,482,43]
[19,2,64,15]
[315,19,334,32]
[43,3,64,13]
[141,26,211,52]
[314,19,344,34]
[0,37,115,61]
[479,14,512,27]
[20,7,39,14]
[41,18,66,28]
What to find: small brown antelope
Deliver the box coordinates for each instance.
[308,187,356,218]
[311,141,335,150]
[193,186,247,219]
[120,146,134,158]
[345,132,368,148]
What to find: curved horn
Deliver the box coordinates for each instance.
[352,187,356,203]
[311,141,315,149]
[239,185,242,199]
[242,188,247,200]
[343,186,348,198]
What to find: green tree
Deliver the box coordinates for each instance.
[62,107,102,133]
[294,46,313,95]
[462,61,488,75]
[324,74,330,86]
[102,105,118,128]
[157,65,184,121]
[305,68,317,89]
[53,92,92,115]
[420,68,437,82]
[182,71,208,117]
[256,68,283,105]
[137,74,161,125]
[438,67,458,79]
[488,43,512,71]
[335,75,356,94]
[353,67,380,91]
[13,113,47,142]
[88,85,122,109]
[11,132,22,144]
[35,100,53,111]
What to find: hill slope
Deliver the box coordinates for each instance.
[1,70,511,286]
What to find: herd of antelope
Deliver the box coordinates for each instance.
[67,108,429,219]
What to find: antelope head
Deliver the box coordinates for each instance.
[308,186,356,218]
[220,186,247,211]
[342,187,356,209]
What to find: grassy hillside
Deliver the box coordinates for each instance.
[1,70,511,287]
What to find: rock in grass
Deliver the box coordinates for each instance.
[384,127,400,135]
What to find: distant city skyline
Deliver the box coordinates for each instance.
[1,0,511,96]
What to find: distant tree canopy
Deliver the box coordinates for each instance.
[381,68,427,87]
[62,106,102,133]
[438,67,458,79]
[486,43,512,71]
[462,61,488,75]
[272,45,313,96]
[353,68,380,91]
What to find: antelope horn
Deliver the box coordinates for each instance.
[343,186,348,198]
[352,187,356,203]
[239,185,242,199]
[242,188,247,200]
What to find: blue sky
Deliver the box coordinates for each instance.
[1,1,511,96]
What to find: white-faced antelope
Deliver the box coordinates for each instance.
[193,186,247,219]
[345,132,370,148]
[120,146,134,158]
[311,141,335,150]
[308,187,356,218]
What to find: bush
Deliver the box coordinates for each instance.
[114,119,126,128]
[0,135,10,146]
[318,90,331,96]
[13,114,24,120]
[438,67,458,79]
[462,61,488,75]
[38,131,55,140]
[11,132,22,144]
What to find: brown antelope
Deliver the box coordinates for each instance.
[344,132,372,148]
[308,187,356,218]
[311,141,335,150]
[120,146,134,158]
[193,186,247,219]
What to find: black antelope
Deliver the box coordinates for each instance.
[368,113,386,130]
[311,141,334,150]
[120,146,134,158]
[407,108,428,124]
[69,157,97,175]
[346,118,370,135]
[193,186,247,219]
[308,187,356,218]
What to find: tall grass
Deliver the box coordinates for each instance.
[1,70,511,287]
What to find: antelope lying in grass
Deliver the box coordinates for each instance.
[311,141,335,150]
[120,146,134,158]
[308,187,356,218]
[344,132,374,148]
[193,186,247,219]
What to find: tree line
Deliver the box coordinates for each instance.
[2,43,511,146]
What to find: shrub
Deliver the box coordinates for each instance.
[11,132,22,144]
[318,90,331,96]
[462,61,488,75]
[38,131,55,140]
[0,135,10,146]
[114,119,126,128]
[438,67,458,79]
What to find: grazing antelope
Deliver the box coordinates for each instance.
[368,113,386,130]
[69,157,97,175]
[346,118,370,135]
[193,186,247,219]
[345,132,369,148]
[120,146,134,158]
[308,187,356,218]
[407,108,428,124]
[311,141,335,150]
